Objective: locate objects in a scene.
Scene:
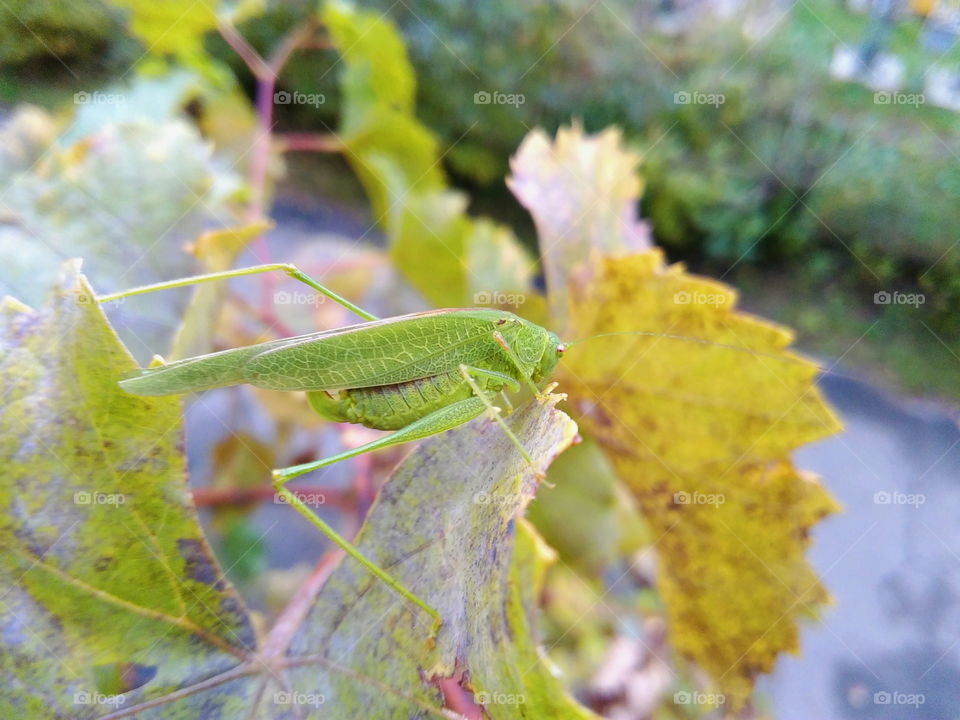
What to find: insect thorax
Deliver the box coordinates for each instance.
[306,370,506,431]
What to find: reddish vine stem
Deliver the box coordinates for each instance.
[216,18,319,325]
[191,483,354,511]
[277,133,342,152]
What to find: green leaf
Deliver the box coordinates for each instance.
[527,439,625,578]
[1,262,594,717]
[106,0,227,76]
[323,0,443,220]
[284,396,594,719]
[324,2,537,310]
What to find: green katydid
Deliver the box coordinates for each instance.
[96,261,805,634]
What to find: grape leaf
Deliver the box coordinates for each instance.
[1,262,595,718]
[107,0,220,74]
[510,126,842,706]
[0,262,256,718]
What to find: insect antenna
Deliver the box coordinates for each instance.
[562,330,822,369]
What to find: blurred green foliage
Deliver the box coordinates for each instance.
[3,0,958,392]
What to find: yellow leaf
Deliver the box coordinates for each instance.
[558,250,842,704]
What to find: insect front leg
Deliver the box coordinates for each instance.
[96,262,377,321]
[271,396,490,635]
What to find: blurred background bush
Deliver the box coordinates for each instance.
[4,0,960,395]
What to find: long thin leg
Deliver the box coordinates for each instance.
[274,483,443,634]
[458,364,538,472]
[96,263,377,321]
[273,396,487,482]
[271,396,488,632]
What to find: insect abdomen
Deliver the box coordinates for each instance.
[306,370,502,431]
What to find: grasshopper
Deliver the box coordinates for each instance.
[98,263,565,632]
[97,262,799,632]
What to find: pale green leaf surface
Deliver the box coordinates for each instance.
[0,116,240,360]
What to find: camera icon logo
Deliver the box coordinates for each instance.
[274,90,292,105]
[474,91,491,105]
[674,91,691,104]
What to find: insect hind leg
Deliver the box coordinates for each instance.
[95,262,377,322]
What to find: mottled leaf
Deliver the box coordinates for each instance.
[283,398,595,720]
[512,126,842,706]
[0,262,256,718]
